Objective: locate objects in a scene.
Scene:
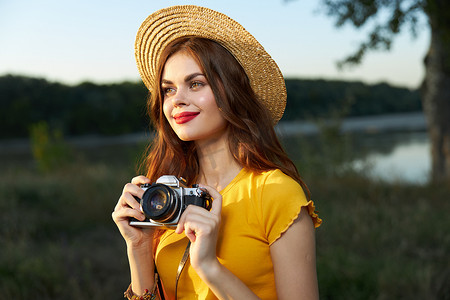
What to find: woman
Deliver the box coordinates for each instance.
[113,5,322,300]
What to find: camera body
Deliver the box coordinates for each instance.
[129,175,211,229]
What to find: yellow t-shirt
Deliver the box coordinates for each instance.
[155,168,321,299]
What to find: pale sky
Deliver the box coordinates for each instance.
[0,0,430,89]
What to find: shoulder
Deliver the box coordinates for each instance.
[262,169,300,184]
[249,170,310,244]
[247,169,301,187]
[244,169,322,231]
[226,168,307,206]
[244,169,309,218]
[256,169,306,199]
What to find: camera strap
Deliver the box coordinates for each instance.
[174,241,191,300]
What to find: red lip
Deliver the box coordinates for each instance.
[173,111,200,124]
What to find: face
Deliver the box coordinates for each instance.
[161,51,228,142]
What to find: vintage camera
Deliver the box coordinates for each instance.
[130,175,212,228]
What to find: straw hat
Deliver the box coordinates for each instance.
[135,5,286,123]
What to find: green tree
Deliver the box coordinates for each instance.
[311,0,450,182]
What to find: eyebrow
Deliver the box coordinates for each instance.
[161,72,205,85]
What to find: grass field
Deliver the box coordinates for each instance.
[0,135,448,299]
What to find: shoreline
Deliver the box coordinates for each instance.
[0,112,427,154]
[275,111,426,136]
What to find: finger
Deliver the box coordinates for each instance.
[123,182,146,200]
[131,175,151,185]
[184,220,205,243]
[180,217,212,242]
[175,205,219,236]
[199,184,222,216]
[175,205,211,234]
[115,186,142,212]
[122,192,142,211]
[114,188,144,218]
[175,213,186,234]
[112,206,145,223]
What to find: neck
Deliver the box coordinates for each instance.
[196,132,242,191]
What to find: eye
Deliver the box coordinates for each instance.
[190,81,203,89]
[163,87,175,96]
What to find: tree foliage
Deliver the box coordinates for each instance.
[316,0,450,182]
[320,0,426,68]
[284,79,421,120]
[0,75,149,138]
[0,74,421,139]
[0,74,421,138]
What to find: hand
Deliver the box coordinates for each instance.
[175,184,222,274]
[112,175,155,248]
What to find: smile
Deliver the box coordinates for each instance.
[173,111,200,124]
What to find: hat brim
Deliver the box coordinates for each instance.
[135,5,286,124]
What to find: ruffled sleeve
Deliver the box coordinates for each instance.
[257,170,322,245]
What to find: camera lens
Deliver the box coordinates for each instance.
[141,184,179,222]
[149,190,167,210]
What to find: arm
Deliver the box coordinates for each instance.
[175,185,261,300]
[270,208,319,300]
[195,261,261,300]
[127,241,156,296]
[176,185,318,299]
[112,176,157,295]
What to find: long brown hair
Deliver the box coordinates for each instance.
[141,37,310,197]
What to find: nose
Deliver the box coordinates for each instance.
[172,88,189,107]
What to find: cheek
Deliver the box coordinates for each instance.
[197,94,220,115]
[162,100,172,121]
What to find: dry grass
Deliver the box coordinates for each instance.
[0,138,448,299]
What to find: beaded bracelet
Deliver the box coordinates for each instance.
[124,274,158,300]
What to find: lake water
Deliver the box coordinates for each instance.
[350,131,430,184]
[276,112,431,184]
[0,113,431,184]
[277,130,430,184]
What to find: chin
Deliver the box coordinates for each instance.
[172,124,228,143]
[177,135,195,142]
[173,131,197,142]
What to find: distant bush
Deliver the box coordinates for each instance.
[284,79,422,120]
[29,121,73,172]
[0,75,149,138]
[0,75,421,139]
